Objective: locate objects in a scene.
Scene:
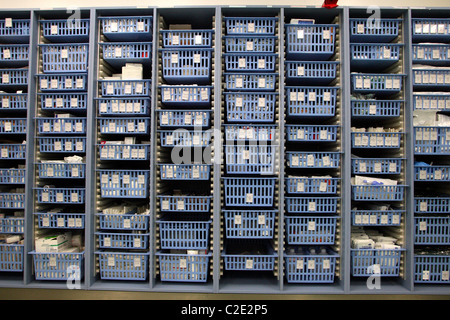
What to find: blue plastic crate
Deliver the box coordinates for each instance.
[40,93,88,112]
[285,177,339,195]
[224,124,277,142]
[36,162,86,179]
[351,73,405,95]
[224,92,277,123]
[39,44,88,73]
[0,44,29,67]
[0,118,26,134]
[100,42,152,68]
[351,99,402,118]
[161,30,213,48]
[222,241,277,271]
[224,144,276,175]
[286,151,340,169]
[414,254,450,283]
[224,17,278,35]
[40,19,90,42]
[158,195,212,213]
[286,125,338,142]
[0,244,23,272]
[37,117,86,135]
[99,16,153,42]
[99,79,151,97]
[29,251,84,280]
[285,61,338,85]
[351,185,405,201]
[0,93,27,111]
[284,248,339,283]
[157,251,211,282]
[224,53,277,73]
[351,131,402,149]
[34,212,85,229]
[160,85,212,107]
[223,177,276,208]
[161,48,212,85]
[412,44,450,66]
[286,86,338,118]
[0,168,25,184]
[160,164,211,180]
[97,232,150,250]
[159,129,212,147]
[37,73,87,92]
[351,210,404,226]
[98,144,150,161]
[413,93,450,111]
[415,164,450,181]
[351,157,403,175]
[350,43,402,70]
[415,197,450,213]
[285,216,338,245]
[0,193,25,209]
[224,35,276,53]
[38,137,86,153]
[224,72,277,91]
[413,68,450,90]
[0,18,30,43]
[99,170,149,198]
[97,213,149,231]
[98,117,150,135]
[158,110,212,128]
[0,69,28,88]
[350,18,400,43]
[0,144,26,159]
[157,218,212,250]
[414,126,450,154]
[415,217,450,245]
[0,217,24,233]
[412,18,450,43]
[223,209,276,239]
[351,249,404,277]
[96,251,149,280]
[35,187,85,204]
[97,97,150,116]
[285,197,339,214]
[285,24,337,60]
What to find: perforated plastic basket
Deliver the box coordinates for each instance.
[351,73,405,95]
[350,43,402,70]
[351,99,402,118]
[0,118,26,134]
[223,209,276,239]
[285,24,337,60]
[97,213,149,231]
[413,93,450,111]
[40,19,90,42]
[285,216,338,245]
[413,68,450,90]
[0,69,28,88]
[412,18,450,42]
[40,44,88,73]
[285,177,339,195]
[0,18,30,43]
[157,218,211,250]
[99,16,153,41]
[352,131,402,149]
[98,144,150,161]
[224,73,277,91]
[37,117,86,135]
[351,210,403,226]
[286,125,338,142]
[224,144,276,175]
[286,151,340,169]
[37,73,87,92]
[98,118,150,135]
[40,93,88,111]
[412,44,450,66]
[97,97,150,116]
[97,232,150,250]
[414,254,450,283]
[0,217,24,233]
[0,44,29,67]
[0,93,27,110]
[161,30,213,48]
[157,251,211,282]
[159,129,212,147]
[224,53,277,72]
[158,195,212,213]
[225,92,277,123]
[224,17,278,35]
[224,35,276,53]
[30,251,84,280]
[414,126,450,154]
[285,197,339,214]
[285,61,338,85]
[35,187,85,204]
[351,185,405,201]
[223,177,276,207]
[96,251,149,280]
[99,170,149,198]
[99,80,151,97]
[160,85,212,107]
[100,42,152,68]
[351,249,404,277]
[415,164,450,181]
[158,110,212,128]
[0,193,25,209]
[35,212,85,229]
[224,124,277,142]
[351,157,403,175]
[160,164,211,180]
[0,244,23,271]
[161,48,212,84]
[284,249,338,283]
[0,168,25,184]
[38,137,86,153]
[286,86,337,118]
[415,197,450,214]
[349,18,400,43]
[414,217,450,245]
[36,162,85,179]
[0,144,26,159]
[222,241,277,271]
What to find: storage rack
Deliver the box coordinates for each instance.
[0,6,448,295]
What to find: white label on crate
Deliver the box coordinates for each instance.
[392,214,400,225]
[2,98,9,108]
[201,89,208,101]
[246,193,253,203]
[442,271,449,281]
[108,122,116,132]
[323,156,331,167]
[177,199,185,211]
[138,175,145,185]
[415,23,423,34]
[238,128,246,140]
[195,114,203,126]
[355,215,362,224]
[323,259,331,270]
[438,24,446,34]
[246,41,254,51]
[297,29,304,39]
[363,78,371,89]
[257,59,265,69]
[246,128,254,139]
[423,24,430,34]
[42,192,49,202]
[308,221,316,231]
[258,77,266,88]
[66,77,74,88]
[420,221,427,231]
[103,237,111,247]
[76,78,83,88]
[308,201,316,212]
[107,256,115,267]
[373,161,382,173]
[238,58,246,68]
[46,166,54,177]
[430,73,437,84]
[234,215,242,225]
[132,102,139,112]
[357,24,365,34]
[182,90,189,101]
[106,84,114,95]
[49,79,58,89]
[420,201,427,212]
[54,141,62,151]
[383,47,391,59]
[258,97,265,107]
[124,84,132,95]
[193,54,201,64]
[236,97,243,107]
[380,215,388,225]
[297,181,305,192]
[71,192,78,203]
[119,102,126,112]
[432,49,440,60]
[319,181,327,192]
[417,48,424,59]
[110,22,118,32]
[290,91,297,102]
[114,46,122,57]
[72,167,79,177]
[184,113,192,125]
[5,18,12,28]
[235,77,243,88]
[56,192,64,202]
[76,141,83,151]
[421,270,430,281]
[133,238,141,248]
[323,91,331,102]
[247,23,255,33]
[323,29,330,40]
[192,167,200,179]
[369,135,377,147]
[446,74,450,84]
[57,217,65,227]
[359,161,367,173]
[245,259,253,269]
[370,215,377,225]
[361,135,368,146]
[296,129,304,140]
[171,53,179,64]
[385,78,393,89]
[179,258,187,269]
[423,72,430,84]
[49,256,57,267]
[123,174,130,185]
[163,89,171,101]
[135,83,143,94]
[389,162,397,173]
[2,74,9,84]
[65,122,72,132]
[297,66,305,76]
[291,155,299,167]
[308,260,315,270]
[65,141,74,152]
[166,134,173,145]
[172,35,180,45]
[195,35,203,45]
[112,174,119,184]
[258,215,265,225]
[4,121,11,132]
[393,78,400,89]
[162,199,169,210]
[193,135,200,145]
[243,149,250,160]
[419,170,427,180]
[42,217,50,227]
[165,166,173,178]
[3,49,10,59]
[61,49,68,59]
[320,130,328,140]
[437,74,445,84]
[355,77,363,89]
[307,154,315,167]
[123,219,131,229]
[75,218,82,228]
[138,121,146,132]
[40,78,48,89]
[71,98,78,108]
[308,91,316,102]
[362,215,369,224]
[430,24,437,34]
[369,104,377,115]
[435,170,443,180]
[296,259,304,270]
[377,135,384,147]
[298,91,305,102]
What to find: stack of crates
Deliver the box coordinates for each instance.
[0,15,29,273]
[30,15,90,280]
[411,16,450,284]
[283,14,340,284]
[95,15,153,281]
[221,16,278,275]
[349,15,406,278]
[155,17,214,283]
